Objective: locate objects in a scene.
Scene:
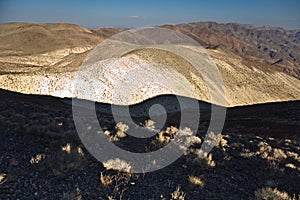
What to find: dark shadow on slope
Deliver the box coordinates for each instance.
[0,87,299,198]
[0,88,299,139]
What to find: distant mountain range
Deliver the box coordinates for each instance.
[0,21,299,106]
[163,22,300,79]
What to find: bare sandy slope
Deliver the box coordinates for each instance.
[1,46,299,107]
[0,23,299,107]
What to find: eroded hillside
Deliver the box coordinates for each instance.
[0,22,299,107]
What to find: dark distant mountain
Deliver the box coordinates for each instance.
[163,22,300,79]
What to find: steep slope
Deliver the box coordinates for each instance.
[122,47,300,106]
[0,23,121,73]
[0,22,99,56]
[163,22,300,79]
[0,22,299,107]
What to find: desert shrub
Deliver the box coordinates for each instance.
[144,119,155,131]
[30,153,46,164]
[166,126,179,135]
[99,171,139,200]
[100,172,113,188]
[171,186,186,200]
[156,126,178,144]
[157,131,169,143]
[115,122,129,133]
[272,148,287,160]
[104,127,127,142]
[202,132,228,151]
[254,187,292,200]
[188,175,204,188]
[61,143,71,154]
[115,122,128,138]
[192,149,216,168]
[103,158,132,172]
[173,127,201,152]
[77,146,84,157]
[258,142,287,161]
[104,130,116,141]
[219,135,229,150]
[285,163,297,169]
[258,142,273,159]
[286,151,299,161]
[157,126,200,149]
[0,173,7,185]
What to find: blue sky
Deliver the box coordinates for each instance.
[0,0,299,29]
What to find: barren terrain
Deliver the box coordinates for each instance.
[0,89,299,199]
[0,21,299,199]
[0,22,300,107]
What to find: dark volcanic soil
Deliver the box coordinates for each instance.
[0,89,299,199]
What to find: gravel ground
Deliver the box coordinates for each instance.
[0,90,299,199]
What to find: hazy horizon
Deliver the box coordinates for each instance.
[0,0,299,30]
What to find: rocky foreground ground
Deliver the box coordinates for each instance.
[0,89,299,199]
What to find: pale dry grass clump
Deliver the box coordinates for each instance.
[100,172,113,188]
[115,122,128,138]
[157,126,201,152]
[272,148,288,160]
[103,158,132,172]
[61,143,84,157]
[157,131,169,143]
[286,151,300,162]
[285,163,297,169]
[157,126,178,144]
[30,153,46,164]
[203,132,228,151]
[174,127,201,152]
[171,186,186,200]
[99,171,139,200]
[188,175,204,188]
[0,173,7,185]
[77,146,84,157]
[254,187,292,200]
[166,126,179,135]
[258,142,287,161]
[61,143,71,154]
[192,149,216,168]
[104,122,129,142]
[189,132,228,168]
[107,196,114,200]
[104,130,119,142]
[144,119,155,131]
[219,135,229,150]
[258,142,273,159]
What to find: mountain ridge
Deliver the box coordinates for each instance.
[0,21,299,107]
